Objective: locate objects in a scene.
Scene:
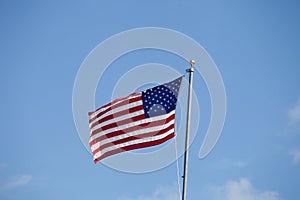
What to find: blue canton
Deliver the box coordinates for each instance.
[142,76,183,118]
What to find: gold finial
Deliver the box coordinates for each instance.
[189,60,195,67]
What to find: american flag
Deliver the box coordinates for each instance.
[88,76,183,164]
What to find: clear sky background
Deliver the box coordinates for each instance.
[1,0,300,200]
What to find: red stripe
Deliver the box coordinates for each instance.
[89,105,144,129]
[88,92,141,116]
[89,95,142,123]
[88,92,140,116]
[89,113,175,146]
[93,132,175,163]
[92,123,175,155]
[90,114,146,137]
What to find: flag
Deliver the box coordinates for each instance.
[88,76,183,164]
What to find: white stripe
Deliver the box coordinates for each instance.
[90,119,175,152]
[93,128,175,160]
[89,100,143,128]
[89,93,141,119]
[90,110,175,141]
[90,109,144,132]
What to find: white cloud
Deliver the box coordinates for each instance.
[218,158,248,169]
[119,179,281,200]
[118,184,180,200]
[290,149,300,165]
[288,99,300,123]
[2,175,32,190]
[210,178,280,200]
[283,98,300,135]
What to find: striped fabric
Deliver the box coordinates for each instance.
[88,76,183,164]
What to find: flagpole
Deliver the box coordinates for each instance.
[182,60,195,200]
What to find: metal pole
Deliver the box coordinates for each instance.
[182,60,195,200]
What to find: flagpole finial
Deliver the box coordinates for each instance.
[189,60,196,67]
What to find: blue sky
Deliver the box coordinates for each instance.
[1,0,300,200]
